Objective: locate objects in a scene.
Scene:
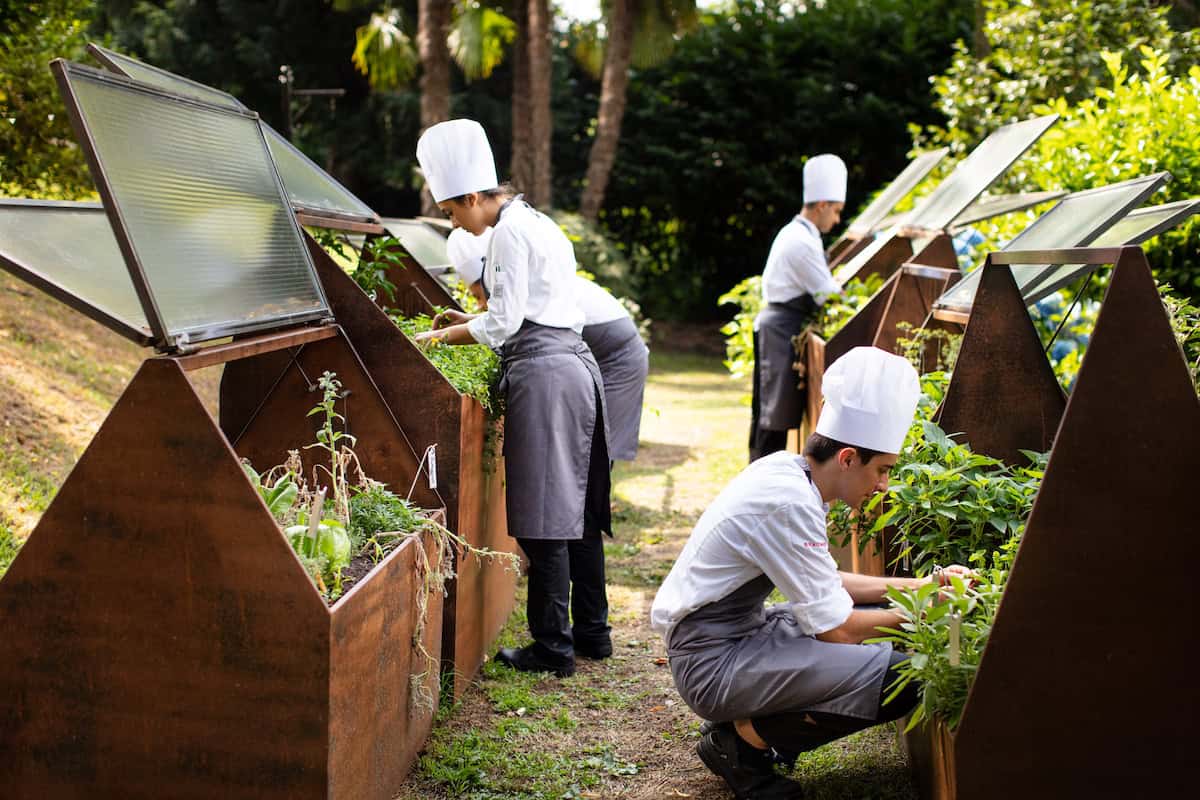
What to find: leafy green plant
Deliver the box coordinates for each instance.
[353,235,408,304]
[717,275,761,380]
[814,275,885,340]
[391,312,502,414]
[895,322,962,374]
[1161,283,1200,394]
[875,421,1046,574]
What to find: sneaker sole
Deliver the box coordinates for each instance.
[696,734,752,800]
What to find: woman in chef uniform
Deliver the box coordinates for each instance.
[414,119,611,677]
[750,154,846,461]
[447,226,649,463]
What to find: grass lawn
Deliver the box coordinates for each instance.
[394,346,918,799]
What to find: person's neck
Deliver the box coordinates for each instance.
[481,194,513,228]
[799,208,821,229]
[806,457,840,504]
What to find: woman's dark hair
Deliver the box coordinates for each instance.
[446,182,517,204]
[803,433,883,465]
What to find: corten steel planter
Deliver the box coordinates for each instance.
[304,234,516,700]
[0,329,447,799]
[798,264,961,575]
[833,230,957,287]
[900,247,1197,798]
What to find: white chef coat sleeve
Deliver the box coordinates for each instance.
[467,226,530,348]
[744,500,853,636]
[793,239,841,302]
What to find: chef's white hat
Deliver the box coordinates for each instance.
[815,346,920,454]
[416,119,499,203]
[803,153,847,204]
[446,226,492,285]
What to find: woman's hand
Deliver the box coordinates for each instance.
[432,309,472,329]
[413,329,443,347]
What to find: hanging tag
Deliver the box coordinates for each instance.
[427,445,438,490]
[948,612,961,666]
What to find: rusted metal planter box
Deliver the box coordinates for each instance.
[895,248,1196,798]
[0,330,446,799]
[308,235,517,699]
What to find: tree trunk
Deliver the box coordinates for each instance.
[579,0,635,221]
[418,0,453,215]
[526,0,553,208]
[509,0,534,196]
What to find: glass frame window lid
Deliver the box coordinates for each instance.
[0,200,152,344]
[949,190,1068,230]
[905,114,1059,232]
[88,43,382,230]
[933,172,1170,314]
[52,59,331,351]
[382,219,454,270]
[845,148,949,239]
[1021,197,1200,305]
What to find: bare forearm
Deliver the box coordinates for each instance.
[839,570,925,605]
[815,608,902,644]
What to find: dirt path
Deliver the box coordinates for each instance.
[396,346,917,800]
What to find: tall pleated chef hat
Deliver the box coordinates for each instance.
[446,226,492,286]
[803,153,848,204]
[816,346,920,454]
[416,119,499,203]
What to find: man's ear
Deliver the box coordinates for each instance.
[837,447,856,470]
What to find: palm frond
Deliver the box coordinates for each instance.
[571,20,606,80]
[449,2,516,81]
[352,7,419,90]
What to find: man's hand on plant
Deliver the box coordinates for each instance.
[414,329,442,347]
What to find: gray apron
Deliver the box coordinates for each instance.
[752,294,819,431]
[499,321,611,540]
[582,317,649,462]
[666,575,893,722]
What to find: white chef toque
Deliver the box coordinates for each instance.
[416,119,499,203]
[446,226,492,286]
[815,346,920,454]
[803,154,848,204]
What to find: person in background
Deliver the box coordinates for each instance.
[652,347,973,799]
[414,119,611,677]
[447,226,649,463]
[750,154,847,462]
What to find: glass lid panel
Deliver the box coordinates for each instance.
[1021,198,1200,304]
[382,219,452,269]
[261,122,380,223]
[950,190,1067,229]
[846,148,949,237]
[0,201,151,339]
[933,173,1168,312]
[59,62,328,347]
[906,115,1058,232]
[88,43,246,111]
[832,227,900,285]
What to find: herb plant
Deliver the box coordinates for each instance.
[814,275,884,340]
[1161,283,1200,394]
[717,274,761,380]
[391,312,501,414]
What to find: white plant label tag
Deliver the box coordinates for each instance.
[427,445,438,490]
[949,612,961,666]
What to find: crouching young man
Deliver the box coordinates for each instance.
[650,347,971,799]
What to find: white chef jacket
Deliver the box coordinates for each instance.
[650,451,853,641]
[467,201,585,349]
[574,275,629,326]
[761,216,841,305]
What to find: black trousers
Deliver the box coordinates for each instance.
[517,531,610,662]
[748,331,789,462]
[751,650,920,757]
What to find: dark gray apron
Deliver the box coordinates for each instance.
[752,294,818,431]
[582,317,649,462]
[499,321,611,540]
[666,575,892,722]
[665,462,891,722]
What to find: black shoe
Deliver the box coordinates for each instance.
[696,725,804,799]
[699,721,796,769]
[574,638,613,660]
[494,645,575,678]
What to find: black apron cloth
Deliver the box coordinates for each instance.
[582,317,649,462]
[499,321,611,540]
[749,294,818,457]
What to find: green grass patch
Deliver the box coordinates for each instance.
[0,518,21,579]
